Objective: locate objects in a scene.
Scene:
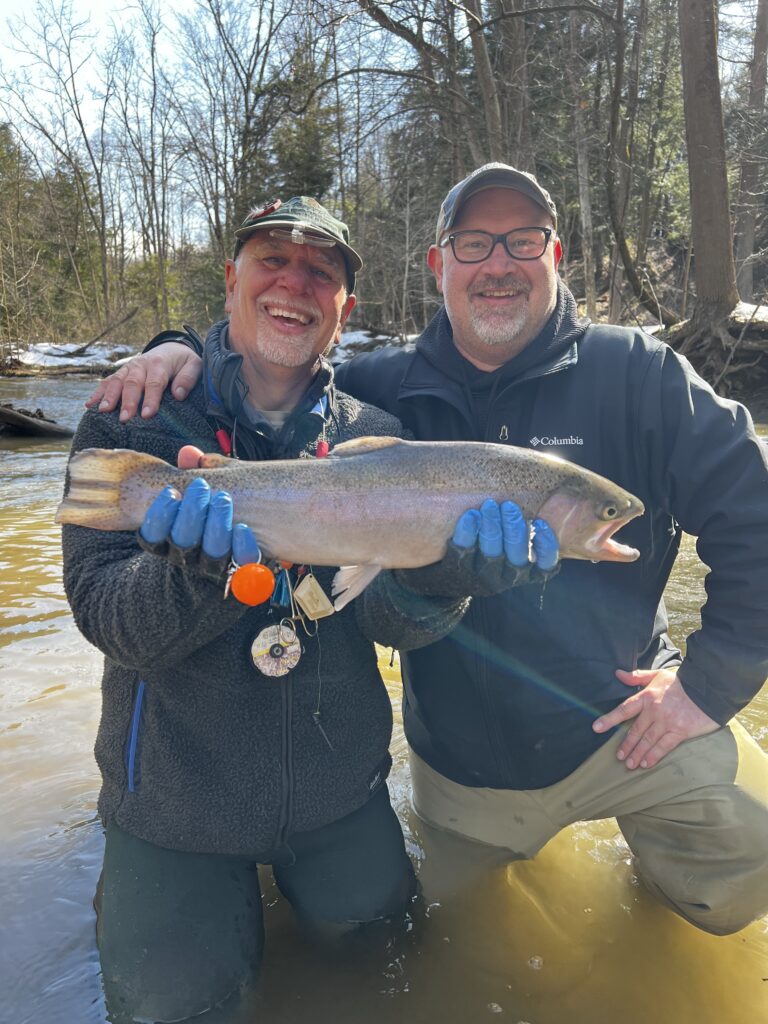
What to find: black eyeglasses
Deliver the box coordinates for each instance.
[440,227,553,263]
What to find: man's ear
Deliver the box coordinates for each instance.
[332,294,356,344]
[553,238,563,268]
[427,245,444,295]
[224,259,237,313]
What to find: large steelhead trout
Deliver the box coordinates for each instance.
[57,436,644,608]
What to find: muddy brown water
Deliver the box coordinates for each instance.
[1,376,766,1024]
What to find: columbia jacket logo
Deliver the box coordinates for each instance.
[530,435,584,447]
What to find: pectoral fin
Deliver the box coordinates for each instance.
[331,564,382,610]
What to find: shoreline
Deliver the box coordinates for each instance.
[1,362,766,434]
[4,366,765,425]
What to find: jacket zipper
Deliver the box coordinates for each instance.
[275,678,294,847]
[126,680,146,793]
[471,601,515,781]
[472,376,541,781]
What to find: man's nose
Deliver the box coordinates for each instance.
[484,237,516,270]
[277,258,312,291]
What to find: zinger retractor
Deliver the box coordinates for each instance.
[250,622,302,677]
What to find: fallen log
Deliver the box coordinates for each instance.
[0,402,74,438]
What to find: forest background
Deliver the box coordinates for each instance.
[0,0,765,396]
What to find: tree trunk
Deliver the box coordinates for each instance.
[636,0,675,265]
[568,12,596,319]
[608,0,645,323]
[495,0,534,170]
[464,0,505,160]
[605,0,678,324]
[733,0,768,302]
[677,0,740,326]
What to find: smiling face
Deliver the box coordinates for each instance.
[428,188,561,369]
[224,233,355,371]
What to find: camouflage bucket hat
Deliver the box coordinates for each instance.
[234,196,362,292]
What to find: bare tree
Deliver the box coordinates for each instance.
[171,0,295,260]
[677,0,740,331]
[493,0,534,171]
[567,11,597,318]
[733,0,768,302]
[1,0,118,327]
[111,1,180,330]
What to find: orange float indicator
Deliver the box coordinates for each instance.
[230,563,276,606]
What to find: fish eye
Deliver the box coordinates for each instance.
[601,503,619,520]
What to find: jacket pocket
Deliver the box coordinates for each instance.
[125,680,146,793]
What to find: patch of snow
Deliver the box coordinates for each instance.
[16,328,414,371]
[18,342,133,368]
[336,328,417,359]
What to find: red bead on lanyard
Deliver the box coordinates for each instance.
[215,429,232,456]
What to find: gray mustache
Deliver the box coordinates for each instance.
[470,277,532,297]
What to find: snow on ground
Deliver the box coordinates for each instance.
[16,331,414,370]
[336,328,417,359]
[18,342,133,369]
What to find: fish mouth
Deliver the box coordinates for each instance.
[584,517,641,562]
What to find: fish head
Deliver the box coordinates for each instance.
[536,480,645,562]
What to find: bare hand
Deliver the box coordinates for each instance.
[85,344,203,423]
[592,668,719,769]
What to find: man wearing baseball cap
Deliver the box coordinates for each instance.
[90,168,768,938]
[63,195,480,1022]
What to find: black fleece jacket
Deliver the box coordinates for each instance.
[335,284,768,789]
[62,328,468,855]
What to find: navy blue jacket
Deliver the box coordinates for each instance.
[335,289,768,789]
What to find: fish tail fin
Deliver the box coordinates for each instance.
[56,448,172,530]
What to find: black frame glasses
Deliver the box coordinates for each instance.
[440,227,553,263]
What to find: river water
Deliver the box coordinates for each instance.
[1,375,767,1024]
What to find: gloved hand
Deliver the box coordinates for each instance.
[138,478,261,582]
[394,499,560,598]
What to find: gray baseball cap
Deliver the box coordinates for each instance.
[436,163,558,242]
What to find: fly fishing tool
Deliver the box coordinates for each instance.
[249,562,328,676]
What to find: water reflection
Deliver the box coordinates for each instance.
[1,377,766,1024]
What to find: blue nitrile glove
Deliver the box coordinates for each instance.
[395,499,560,598]
[138,479,261,582]
[453,500,560,571]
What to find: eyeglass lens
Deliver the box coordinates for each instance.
[450,228,550,262]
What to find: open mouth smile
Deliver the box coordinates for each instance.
[475,289,526,298]
[264,304,315,326]
[471,279,531,301]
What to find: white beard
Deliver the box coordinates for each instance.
[254,335,319,368]
[467,302,529,347]
[443,291,530,349]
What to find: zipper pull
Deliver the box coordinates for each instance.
[311,711,335,752]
